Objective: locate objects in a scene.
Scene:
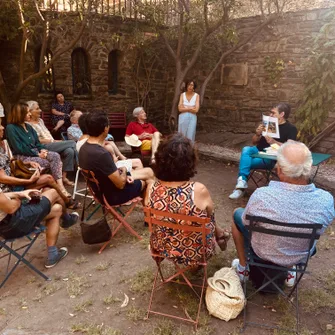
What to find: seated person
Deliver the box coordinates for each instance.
[231,141,335,284]
[67,110,85,142]
[144,133,231,266]
[6,103,71,197]
[76,112,142,171]
[0,188,79,268]
[125,107,161,164]
[51,92,73,134]
[0,121,79,209]
[229,103,297,199]
[27,100,77,187]
[78,111,154,206]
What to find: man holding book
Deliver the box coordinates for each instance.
[229,102,297,200]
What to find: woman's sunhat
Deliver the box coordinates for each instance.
[125,134,142,147]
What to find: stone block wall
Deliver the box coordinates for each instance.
[0,16,169,135]
[169,7,335,154]
[1,7,335,153]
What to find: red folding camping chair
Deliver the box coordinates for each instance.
[81,169,142,254]
[143,207,211,329]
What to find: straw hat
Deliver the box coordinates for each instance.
[125,134,142,147]
[205,267,245,322]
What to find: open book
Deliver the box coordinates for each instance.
[262,114,280,138]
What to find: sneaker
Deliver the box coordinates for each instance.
[45,247,68,268]
[61,212,79,229]
[285,266,296,287]
[232,258,250,282]
[229,189,245,200]
[236,176,248,189]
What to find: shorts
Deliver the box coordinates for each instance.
[0,196,51,239]
[105,180,142,206]
[140,140,152,151]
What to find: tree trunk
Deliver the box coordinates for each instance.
[169,75,184,132]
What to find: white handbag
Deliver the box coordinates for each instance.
[205,267,246,322]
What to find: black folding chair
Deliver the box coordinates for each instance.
[0,226,50,289]
[242,214,322,334]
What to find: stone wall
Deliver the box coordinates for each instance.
[0,15,169,138]
[183,7,335,154]
[1,7,335,153]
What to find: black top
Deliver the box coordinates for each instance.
[257,121,298,151]
[79,142,118,198]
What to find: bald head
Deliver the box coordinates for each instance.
[277,141,312,180]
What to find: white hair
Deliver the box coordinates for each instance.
[26,100,38,110]
[133,107,144,118]
[70,110,82,123]
[277,141,312,179]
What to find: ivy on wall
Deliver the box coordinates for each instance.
[264,56,285,87]
[296,9,335,144]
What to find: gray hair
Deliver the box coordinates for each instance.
[277,141,312,179]
[133,107,144,118]
[70,110,82,123]
[26,100,38,110]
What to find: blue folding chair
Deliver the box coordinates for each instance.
[0,226,50,289]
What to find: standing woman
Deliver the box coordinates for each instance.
[6,103,70,197]
[51,91,73,133]
[178,80,200,142]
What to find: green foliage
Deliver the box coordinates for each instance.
[0,1,20,41]
[264,56,285,86]
[296,8,335,144]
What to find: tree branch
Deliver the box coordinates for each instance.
[13,0,93,101]
[199,15,276,102]
[161,32,177,61]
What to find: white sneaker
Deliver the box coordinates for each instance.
[232,258,249,282]
[229,189,244,200]
[236,176,248,189]
[285,266,296,287]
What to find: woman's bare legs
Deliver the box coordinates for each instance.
[53,119,65,132]
[109,141,127,160]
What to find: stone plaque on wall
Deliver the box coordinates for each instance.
[221,63,248,86]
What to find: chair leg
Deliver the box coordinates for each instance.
[147,267,160,319]
[0,235,50,289]
[72,168,81,200]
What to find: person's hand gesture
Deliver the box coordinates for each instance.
[255,124,265,136]
[126,175,134,184]
[38,149,48,159]
[265,136,275,144]
[16,189,41,200]
[29,169,40,183]
[27,161,41,170]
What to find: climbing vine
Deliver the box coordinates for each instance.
[264,56,285,87]
[295,9,335,144]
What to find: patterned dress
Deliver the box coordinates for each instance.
[51,101,73,131]
[148,180,216,267]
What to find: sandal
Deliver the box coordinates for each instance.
[66,198,81,210]
[63,178,75,187]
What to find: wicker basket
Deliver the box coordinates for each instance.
[205,267,246,321]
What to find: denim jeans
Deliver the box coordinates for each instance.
[238,146,275,180]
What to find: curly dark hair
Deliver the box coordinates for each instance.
[153,133,198,181]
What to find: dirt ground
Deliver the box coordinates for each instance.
[0,160,334,335]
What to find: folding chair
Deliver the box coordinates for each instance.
[242,214,322,334]
[248,168,279,188]
[144,207,211,329]
[61,132,69,141]
[0,226,50,289]
[81,169,142,254]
